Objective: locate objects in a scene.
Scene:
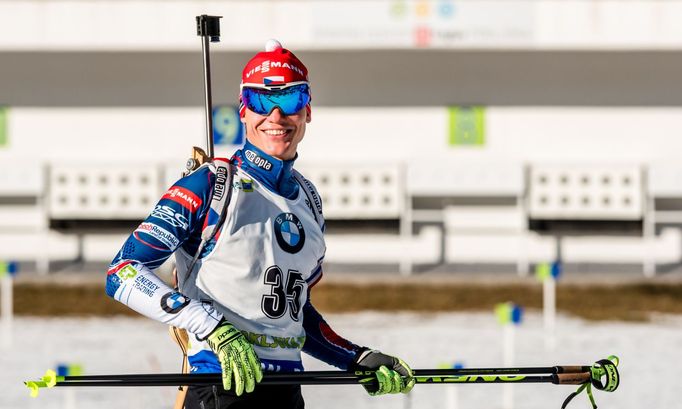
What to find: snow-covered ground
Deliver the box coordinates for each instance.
[2,312,680,409]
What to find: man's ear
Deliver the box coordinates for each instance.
[239,95,246,122]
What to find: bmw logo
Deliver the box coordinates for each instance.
[274,212,305,254]
[160,291,190,314]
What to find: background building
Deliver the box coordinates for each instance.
[2,1,682,275]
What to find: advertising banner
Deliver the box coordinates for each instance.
[213,105,244,146]
[448,106,485,146]
[312,0,534,48]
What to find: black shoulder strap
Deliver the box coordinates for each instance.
[292,170,325,231]
[184,157,235,279]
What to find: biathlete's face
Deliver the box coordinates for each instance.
[242,105,310,161]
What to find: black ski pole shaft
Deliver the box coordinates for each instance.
[33,368,591,387]
[196,14,222,159]
[51,371,353,383]
[26,368,593,398]
[44,374,567,388]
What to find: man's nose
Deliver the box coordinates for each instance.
[266,107,285,121]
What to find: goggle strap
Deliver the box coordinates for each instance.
[240,81,309,91]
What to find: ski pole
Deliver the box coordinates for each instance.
[24,369,585,394]
[25,357,618,409]
[26,356,618,397]
[26,373,574,388]
[196,14,222,160]
[29,365,590,382]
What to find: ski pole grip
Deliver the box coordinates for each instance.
[556,366,589,374]
[556,372,591,385]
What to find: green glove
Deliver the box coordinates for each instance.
[353,348,415,396]
[206,320,263,395]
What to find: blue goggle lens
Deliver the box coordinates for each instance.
[242,84,310,116]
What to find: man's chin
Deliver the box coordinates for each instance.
[264,145,293,159]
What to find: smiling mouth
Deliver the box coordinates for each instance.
[262,129,290,137]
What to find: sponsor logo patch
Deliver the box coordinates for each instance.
[214,165,228,201]
[301,178,322,214]
[232,179,254,192]
[107,261,133,276]
[241,179,254,192]
[242,331,306,349]
[274,212,305,254]
[244,150,273,171]
[132,275,161,297]
[134,222,180,250]
[160,291,190,314]
[244,60,305,79]
[162,186,202,212]
[151,205,189,230]
[116,264,138,281]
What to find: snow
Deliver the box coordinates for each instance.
[2,312,680,409]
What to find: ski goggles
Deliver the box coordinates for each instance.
[241,84,311,116]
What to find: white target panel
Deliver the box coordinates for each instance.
[48,163,162,220]
[0,161,45,196]
[406,161,523,197]
[299,164,402,219]
[648,163,682,197]
[528,164,644,220]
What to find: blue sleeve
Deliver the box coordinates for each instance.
[302,294,362,370]
[107,166,215,279]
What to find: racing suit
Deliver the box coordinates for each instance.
[106,140,362,407]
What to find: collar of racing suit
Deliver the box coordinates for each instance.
[233,139,299,199]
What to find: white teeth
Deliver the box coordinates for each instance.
[263,129,287,136]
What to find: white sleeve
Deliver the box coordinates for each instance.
[107,261,222,339]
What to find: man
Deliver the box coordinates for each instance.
[105,40,414,409]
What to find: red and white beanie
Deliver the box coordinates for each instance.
[239,39,311,116]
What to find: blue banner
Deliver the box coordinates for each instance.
[213,105,244,146]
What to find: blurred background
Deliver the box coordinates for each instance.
[0,1,681,409]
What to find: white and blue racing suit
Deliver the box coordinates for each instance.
[106,140,362,373]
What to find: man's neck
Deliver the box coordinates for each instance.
[233,140,298,198]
